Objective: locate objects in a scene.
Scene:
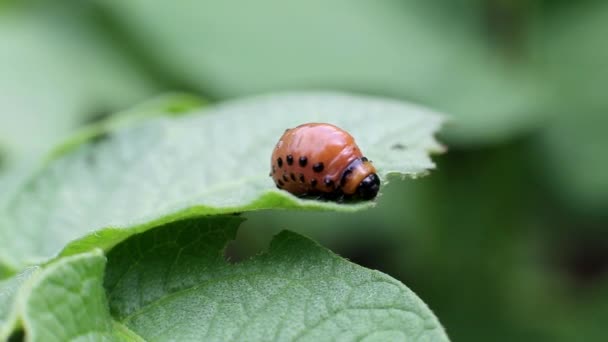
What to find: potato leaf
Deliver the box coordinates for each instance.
[0,92,443,271]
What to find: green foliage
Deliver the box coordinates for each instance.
[96,0,548,146]
[0,2,157,172]
[3,1,607,341]
[0,92,443,272]
[105,216,448,341]
[19,251,122,342]
[0,92,448,340]
[0,217,447,341]
[0,267,37,339]
[532,1,608,213]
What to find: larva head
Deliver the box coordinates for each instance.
[340,157,380,200]
[355,173,381,200]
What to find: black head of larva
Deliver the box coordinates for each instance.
[355,173,380,200]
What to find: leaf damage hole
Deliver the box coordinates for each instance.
[223,239,247,264]
[333,232,402,277]
[223,232,274,265]
[224,216,280,264]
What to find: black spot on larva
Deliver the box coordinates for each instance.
[299,156,308,167]
[391,143,406,150]
[286,155,294,165]
[324,177,334,188]
[299,173,305,183]
[311,179,318,187]
[361,157,368,162]
[272,166,276,174]
[277,157,283,168]
[282,174,289,182]
[313,162,324,173]
[278,179,285,187]
[290,173,296,181]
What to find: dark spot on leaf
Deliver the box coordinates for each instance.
[391,143,406,150]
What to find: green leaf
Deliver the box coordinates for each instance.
[0,267,37,340]
[3,217,447,340]
[47,92,206,163]
[103,216,448,341]
[0,92,443,271]
[18,252,111,341]
[13,251,139,342]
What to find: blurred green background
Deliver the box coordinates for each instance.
[1,0,607,341]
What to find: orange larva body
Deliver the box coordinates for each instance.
[270,123,380,201]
